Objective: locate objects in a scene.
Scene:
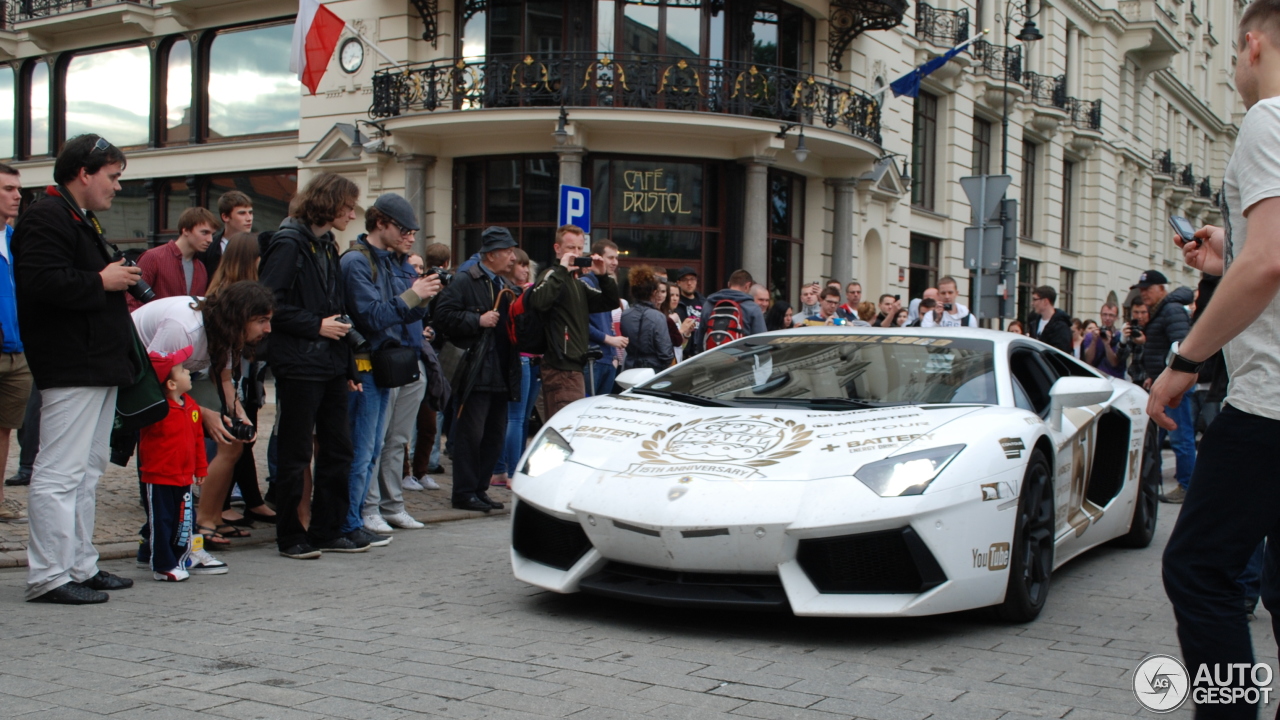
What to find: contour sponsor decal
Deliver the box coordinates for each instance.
[575,414,665,428]
[973,542,1011,571]
[768,335,953,347]
[817,421,931,438]
[999,437,1025,459]
[625,416,812,479]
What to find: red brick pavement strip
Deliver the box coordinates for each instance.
[0,401,510,568]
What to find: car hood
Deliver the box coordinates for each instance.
[548,394,986,481]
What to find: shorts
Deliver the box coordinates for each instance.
[0,352,32,429]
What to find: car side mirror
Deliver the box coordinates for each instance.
[614,368,656,391]
[1048,376,1115,430]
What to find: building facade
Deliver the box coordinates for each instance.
[0,0,1241,322]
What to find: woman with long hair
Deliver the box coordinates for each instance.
[205,233,277,530]
[764,300,793,332]
[620,266,675,371]
[129,280,273,558]
[661,279,695,360]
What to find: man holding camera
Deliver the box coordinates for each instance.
[340,194,439,539]
[1135,270,1196,504]
[529,225,619,420]
[259,173,365,559]
[920,277,978,328]
[17,135,138,604]
[1083,302,1126,378]
[1124,301,1148,384]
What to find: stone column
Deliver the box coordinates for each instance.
[739,156,774,282]
[558,147,585,188]
[827,178,856,284]
[400,154,436,257]
[1067,26,1080,95]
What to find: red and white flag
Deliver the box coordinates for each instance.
[290,0,346,95]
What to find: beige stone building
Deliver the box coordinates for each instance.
[0,0,1241,323]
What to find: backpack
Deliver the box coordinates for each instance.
[507,287,550,354]
[703,298,747,351]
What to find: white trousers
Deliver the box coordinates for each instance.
[366,363,426,517]
[25,386,116,599]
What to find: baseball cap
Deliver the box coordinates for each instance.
[148,346,194,384]
[676,266,698,280]
[372,193,420,232]
[1133,270,1168,289]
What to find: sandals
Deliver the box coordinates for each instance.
[244,508,278,525]
[195,524,232,550]
[215,523,251,538]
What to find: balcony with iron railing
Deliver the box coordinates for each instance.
[2,0,151,27]
[969,41,1023,83]
[1172,163,1194,187]
[1022,71,1066,109]
[915,3,969,47]
[1197,176,1212,199]
[370,52,883,146]
[1065,98,1101,130]
[1153,149,1173,175]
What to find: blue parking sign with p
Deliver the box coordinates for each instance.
[558,185,590,233]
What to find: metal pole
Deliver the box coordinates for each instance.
[975,178,987,322]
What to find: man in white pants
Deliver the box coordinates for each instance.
[16,134,141,604]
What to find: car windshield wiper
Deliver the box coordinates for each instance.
[631,387,734,407]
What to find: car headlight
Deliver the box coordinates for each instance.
[854,444,966,497]
[522,427,574,477]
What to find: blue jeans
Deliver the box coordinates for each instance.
[589,361,616,396]
[497,358,541,475]
[429,411,443,469]
[1166,387,1198,490]
[342,371,390,534]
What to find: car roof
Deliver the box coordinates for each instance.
[751,325,1036,350]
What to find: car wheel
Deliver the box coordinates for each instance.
[995,449,1054,623]
[1113,421,1160,549]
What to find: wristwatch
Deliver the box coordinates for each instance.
[1169,352,1205,374]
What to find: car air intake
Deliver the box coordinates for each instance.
[512,501,592,571]
[797,527,947,594]
[580,562,788,611]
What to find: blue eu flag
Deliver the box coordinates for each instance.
[890,45,966,98]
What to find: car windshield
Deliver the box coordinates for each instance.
[634,334,998,409]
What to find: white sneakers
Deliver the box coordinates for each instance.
[188,548,229,575]
[420,475,441,490]
[363,514,394,534]
[154,566,190,582]
[402,475,425,491]
[383,511,425,530]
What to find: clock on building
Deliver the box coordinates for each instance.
[339,37,364,74]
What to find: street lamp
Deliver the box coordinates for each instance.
[776,123,811,163]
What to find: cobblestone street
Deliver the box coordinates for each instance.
[1,447,1275,719]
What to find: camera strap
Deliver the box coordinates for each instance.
[51,184,118,264]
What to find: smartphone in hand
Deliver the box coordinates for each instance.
[1169,215,1198,248]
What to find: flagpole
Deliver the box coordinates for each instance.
[865,28,991,100]
[344,25,398,66]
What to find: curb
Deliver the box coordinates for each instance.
[0,507,508,570]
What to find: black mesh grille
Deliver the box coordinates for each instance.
[797,527,946,594]
[580,562,788,610]
[512,501,592,570]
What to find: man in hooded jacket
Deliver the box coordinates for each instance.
[1029,285,1073,354]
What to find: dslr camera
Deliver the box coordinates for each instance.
[115,253,155,304]
[227,418,256,442]
[427,267,453,286]
[334,314,369,352]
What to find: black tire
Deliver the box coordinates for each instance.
[1113,421,1160,549]
[996,449,1055,623]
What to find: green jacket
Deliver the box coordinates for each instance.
[529,264,620,371]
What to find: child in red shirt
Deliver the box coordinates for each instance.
[138,346,226,581]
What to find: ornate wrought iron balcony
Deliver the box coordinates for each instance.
[915,3,969,47]
[1153,149,1173,175]
[1197,176,1212,199]
[970,41,1023,83]
[370,53,883,145]
[1066,98,1101,130]
[1022,71,1066,109]
[3,0,151,26]
[1172,163,1194,188]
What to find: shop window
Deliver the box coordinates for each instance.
[454,155,561,263]
[164,39,193,146]
[1018,258,1039,325]
[96,180,150,249]
[768,169,803,302]
[65,45,150,149]
[908,233,939,300]
[911,92,938,210]
[27,60,49,157]
[0,67,13,159]
[590,156,719,267]
[207,23,299,139]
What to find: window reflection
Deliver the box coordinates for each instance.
[0,67,13,159]
[66,46,151,148]
[28,61,48,157]
[205,171,297,234]
[208,23,300,138]
[95,181,150,250]
[165,40,193,145]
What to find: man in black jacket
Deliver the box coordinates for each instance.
[1028,285,1073,354]
[1135,270,1196,503]
[17,135,139,604]
[433,227,519,512]
[259,173,368,559]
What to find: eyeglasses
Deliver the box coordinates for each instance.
[91,137,110,153]
[393,222,415,237]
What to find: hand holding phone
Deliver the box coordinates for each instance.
[1170,215,1198,248]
